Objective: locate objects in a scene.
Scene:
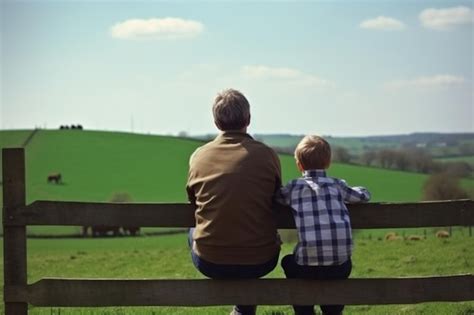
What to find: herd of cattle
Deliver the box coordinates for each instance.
[46,173,140,237]
[82,225,140,237]
[59,125,83,129]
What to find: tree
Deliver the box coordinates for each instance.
[422,173,469,201]
[442,162,472,178]
[332,146,351,164]
[360,150,377,166]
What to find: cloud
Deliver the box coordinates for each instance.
[419,6,474,30]
[110,18,204,40]
[385,75,465,89]
[241,65,333,88]
[359,16,406,31]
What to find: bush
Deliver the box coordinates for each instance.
[109,192,133,203]
[422,173,469,201]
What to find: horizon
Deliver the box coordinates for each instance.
[1,1,473,136]
[1,127,473,140]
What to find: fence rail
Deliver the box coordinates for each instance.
[6,199,474,229]
[5,276,474,307]
[3,147,474,314]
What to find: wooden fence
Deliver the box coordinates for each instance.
[3,148,474,314]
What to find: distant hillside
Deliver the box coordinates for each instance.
[253,132,474,157]
[1,129,473,235]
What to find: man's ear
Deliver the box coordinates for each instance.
[247,114,251,127]
[214,120,223,130]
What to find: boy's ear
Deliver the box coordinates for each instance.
[296,160,304,172]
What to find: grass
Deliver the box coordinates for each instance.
[0,231,473,314]
[1,129,474,314]
[435,155,474,166]
[4,129,471,236]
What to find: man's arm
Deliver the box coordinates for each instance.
[186,185,197,206]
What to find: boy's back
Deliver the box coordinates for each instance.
[280,169,370,266]
[278,135,370,315]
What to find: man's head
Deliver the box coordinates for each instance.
[294,135,331,171]
[213,89,251,131]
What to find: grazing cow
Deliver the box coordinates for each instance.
[91,225,121,237]
[122,226,140,236]
[47,173,62,184]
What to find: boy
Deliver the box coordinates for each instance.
[278,135,371,315]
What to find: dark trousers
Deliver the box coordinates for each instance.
[188,229,279,315]
[281,254,352,315]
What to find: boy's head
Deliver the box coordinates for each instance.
[294,135,331,171]
[213,89,251,131]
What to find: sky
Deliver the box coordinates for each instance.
[1,0,473,137]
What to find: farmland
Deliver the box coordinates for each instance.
[1,232,473,314]
[1,129,455,236]
[1,129,474,314]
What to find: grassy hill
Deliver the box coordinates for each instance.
[1,130,473,314]
[1,129,473,235]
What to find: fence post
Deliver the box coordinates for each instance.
[3,148,28,314]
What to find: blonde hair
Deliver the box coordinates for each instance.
[295,135,331,170]
[213,89,250,131]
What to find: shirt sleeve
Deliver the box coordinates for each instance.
[186,148,199,206]
[337,179,371,203]
[275,185,290,205]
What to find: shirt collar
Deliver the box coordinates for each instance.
[216,131,254,141]
[303,169,327,178]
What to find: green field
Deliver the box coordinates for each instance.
[436,155,474,166]
[1,129,474,314]
[0,232,471,314]
[3,129,463,204]
[3,129,463,235]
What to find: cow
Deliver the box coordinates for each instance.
[47,173,62,184]
[91,225,121,237]
[122,226,140,236]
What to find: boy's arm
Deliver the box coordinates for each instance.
[337,179,371,203]
[274,185,291,206]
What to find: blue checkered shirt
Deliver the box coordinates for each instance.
[278,170,371,266]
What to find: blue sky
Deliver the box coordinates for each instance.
[1,1,473,136]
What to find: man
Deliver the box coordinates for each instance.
[187,89,281,315]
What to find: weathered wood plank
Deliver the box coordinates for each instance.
[5,199,474,229]
[2,148,28,315]
[24,275,474,307]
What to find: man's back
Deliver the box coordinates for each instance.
[187,131,281,265]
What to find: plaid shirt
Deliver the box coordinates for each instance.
[279,170,371,266]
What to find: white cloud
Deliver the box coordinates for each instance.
[110,17,204,40]
[359,16,406,31]
[385,75,465,89]
[241,65,333,88]
[419,6,474,30]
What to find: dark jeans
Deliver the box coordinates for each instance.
[188,229,279,315]
[281,254,352,315]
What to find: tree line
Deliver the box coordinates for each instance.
[273,145,473,200]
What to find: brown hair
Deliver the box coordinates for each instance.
[213,89,250,131]
[295,135,331,170]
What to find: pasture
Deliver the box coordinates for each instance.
[1,232,473,314]
[3,129,472,235]
[1,129,474,314]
